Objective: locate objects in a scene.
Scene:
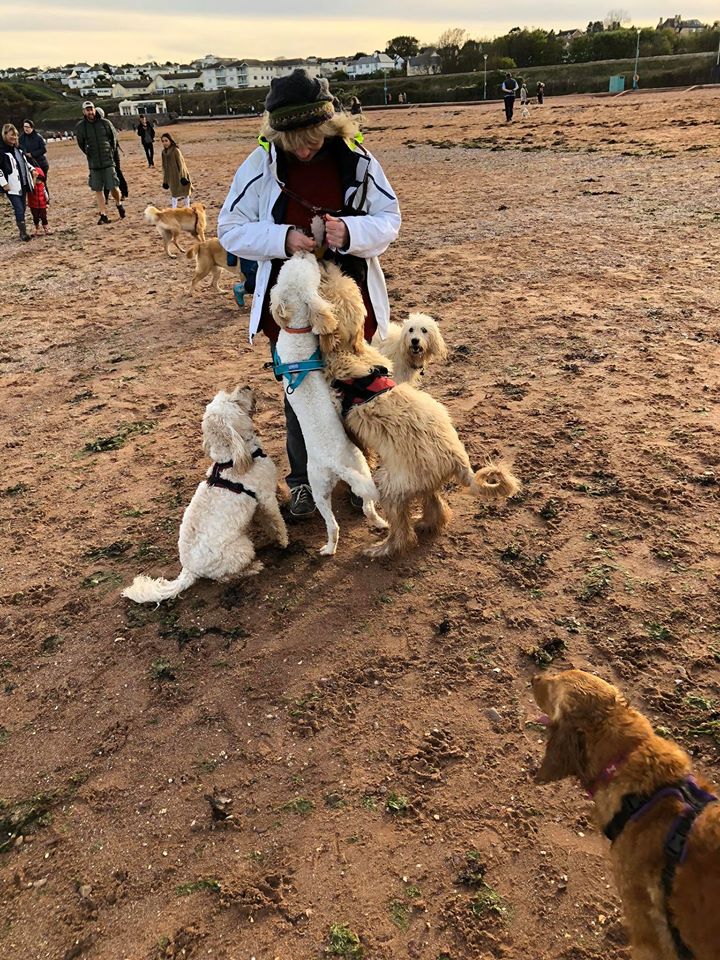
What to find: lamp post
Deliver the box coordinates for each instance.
[483,54,488,100]
[223,87,229,115]
[383,69,388,105]
[178,90,183,115]
[633,28,641,89]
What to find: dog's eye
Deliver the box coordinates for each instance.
[421,328,427,334]
[408,328,414,333]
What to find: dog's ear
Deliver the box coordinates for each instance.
[228,426,253,475]
[309,293,338,337]
[536,721,587,784]
[202,412,234,464]
[230,385,255,414]
[270,286,291,326]
[429,323,448,362]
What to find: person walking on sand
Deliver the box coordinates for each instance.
[19,120,49,187]
[160,133,193,208]
[501,73,519,122]
[217,67,400,520]
[75,101,125,224]
[0,123,34,241]
[536,81,545,105]
[27,165,51,236]
[136,115,156,167]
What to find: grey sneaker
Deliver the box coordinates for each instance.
[289,484,316,518]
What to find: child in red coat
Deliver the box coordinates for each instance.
[28,166,51,235]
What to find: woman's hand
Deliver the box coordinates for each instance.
[324,216,348,250]
[285,228,316,255]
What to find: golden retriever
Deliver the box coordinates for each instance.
[317,263,520,557]
[144,203,207,257]
[532,669,720,960]
[372,313,447,386]
[185,238,244,293]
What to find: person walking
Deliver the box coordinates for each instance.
[348,95,362,115]
[536,81,545,105]
[501,73,519,122]
[19,120,49,187]
[27,165,51,235]
[75,101,125,224]
[95,107,128,201]
[0,123,34,241]
[217,68,400,519]
[136,115,156,167]
[160,133,193,208]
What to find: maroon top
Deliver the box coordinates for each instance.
[259,145,377,343]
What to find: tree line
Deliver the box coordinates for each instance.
[385,22,720,73]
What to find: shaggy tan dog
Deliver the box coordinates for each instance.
[185,238,244,292]
[317,263,520,557]
[144,202,207,257]
[372,313,447,386]
[533,669,720,960]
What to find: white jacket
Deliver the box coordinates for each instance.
[217,137,401,342]
[0,148,34,197]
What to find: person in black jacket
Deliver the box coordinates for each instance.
[136,115,156,167]
[19,120,49,186]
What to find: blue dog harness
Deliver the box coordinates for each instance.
[272,344,325,395]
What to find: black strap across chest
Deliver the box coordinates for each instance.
[603,777,717,960]
[331,367,395,417]
[205,448,266,499]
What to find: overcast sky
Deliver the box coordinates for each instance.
[3,2,718,68]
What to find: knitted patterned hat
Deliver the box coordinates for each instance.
[265,69,334,131]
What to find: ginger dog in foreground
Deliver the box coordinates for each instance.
[533,669,719,960]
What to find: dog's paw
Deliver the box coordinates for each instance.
[364,540,393,559]
[319,543,337,556]
[278,534,290,549]
[368,515,389,530]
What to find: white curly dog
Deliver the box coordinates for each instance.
[270,253,387,556]
[122,385,288,603]
[372,313,447,386]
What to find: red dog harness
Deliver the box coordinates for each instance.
[332,366,395,417]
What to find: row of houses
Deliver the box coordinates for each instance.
[0,51,404,99]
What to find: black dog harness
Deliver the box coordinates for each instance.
[603,776,717,959]
[332,367,396,417]
[206,448,266,499]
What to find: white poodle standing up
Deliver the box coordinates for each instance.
[270,254,387,556]
[122,386,288,603]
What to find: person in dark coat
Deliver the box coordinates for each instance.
[501,73,519,122]
[136,115,156,166]
[75,101,125,224]
[19,120,49,186]
[536,81,545,105]
[96,108,128,201]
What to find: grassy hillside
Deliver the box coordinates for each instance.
[10,50,718,132]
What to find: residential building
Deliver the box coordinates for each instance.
[656,15,707,32]
[407,49,441,76]
[347,51,402,77]
[112,78,155,98]
[151,73,204,92]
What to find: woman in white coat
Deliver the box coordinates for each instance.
[218,69,401,519]
[0,123,35,242]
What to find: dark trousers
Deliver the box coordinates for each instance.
[504,95,515,121]
[284,395,308,488]
[143,142,154,166]
[30,207,48,226]
[7,192,26,226]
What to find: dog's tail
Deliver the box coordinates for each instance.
[144,204,160,224]
[461,460,520,503]
[122,568,197,604]
[185,241,201,260]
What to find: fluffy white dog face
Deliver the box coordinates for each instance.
[402,313,447,370]
[201,386,256,470]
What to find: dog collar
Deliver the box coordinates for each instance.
[284,326,313,334]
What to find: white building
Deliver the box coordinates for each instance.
[347,51,402,78]
[118,98,168,116]
[151,73,204,92]
[112,78,155,98]
[407,49,441,76]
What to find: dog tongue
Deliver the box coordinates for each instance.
[536,714,550,726]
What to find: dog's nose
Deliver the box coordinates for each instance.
[411,337,420,346]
